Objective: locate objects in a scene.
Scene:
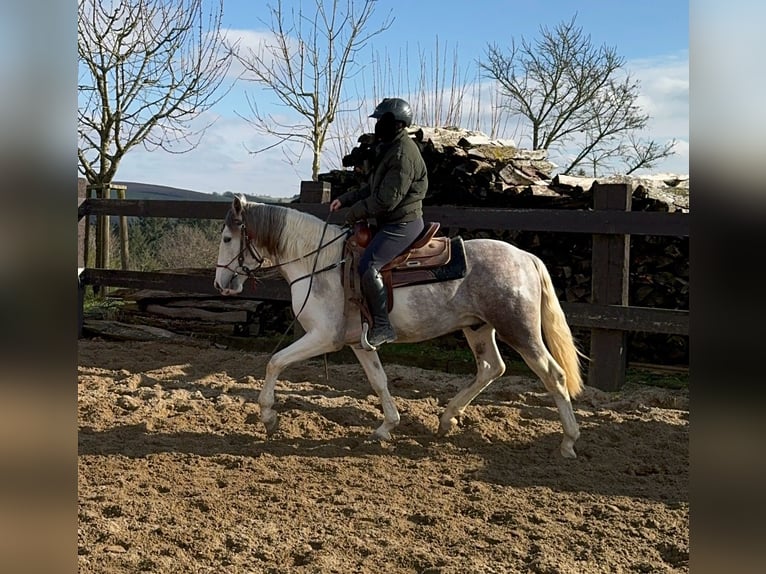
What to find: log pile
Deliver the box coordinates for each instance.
[320,126,689,212]
[320,126,689,365]
[110,285,293,338]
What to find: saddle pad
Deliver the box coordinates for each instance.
[387,236,467,290]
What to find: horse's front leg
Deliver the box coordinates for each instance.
[260,330,339,436]
[351,347,400,441]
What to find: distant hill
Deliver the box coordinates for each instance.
[114,181,221,201]
[77,178,296,203]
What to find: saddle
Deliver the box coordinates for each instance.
[343,221,467,321]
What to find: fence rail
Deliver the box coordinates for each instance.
[78,183,689,391]
[79,198,688,236]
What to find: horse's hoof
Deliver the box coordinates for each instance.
[560,441,577,459]
[262,413,279,437]
[437,416,457,437]
[368,429,391,442]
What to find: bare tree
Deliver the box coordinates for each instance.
[480,16,674,175]
[323,38,485,172]
[580,134,677,177]
[570,79,676,175]
[233,0,392,181]
[622,135,677,175]
[78,0,233,188]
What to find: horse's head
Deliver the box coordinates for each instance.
[214,195,262,295]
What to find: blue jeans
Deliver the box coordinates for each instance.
[359,219,425,276]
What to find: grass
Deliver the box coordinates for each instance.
[82,292,125,320]
[624,369,688,390]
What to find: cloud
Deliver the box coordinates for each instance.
[627,51,689,174]
[629,51,689,139]
[116,25,319,199]
[222,28,301,83]
[117,46,689,195]
[116,109,313,197]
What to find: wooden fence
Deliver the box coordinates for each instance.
[77,183,689,391]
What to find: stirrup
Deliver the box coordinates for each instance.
[360,321,395,351]
[360,323,377,351]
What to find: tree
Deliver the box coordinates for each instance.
[77,0,233,189]
[233,0,392,181]
[621,135,677,176]
[480,16,674,175]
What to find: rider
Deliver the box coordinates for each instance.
[330,97,428,349]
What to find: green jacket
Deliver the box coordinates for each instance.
[338,129,428,225]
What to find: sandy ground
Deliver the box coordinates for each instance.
[78,339,688,573]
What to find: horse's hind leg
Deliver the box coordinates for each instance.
[515,344,580,458]
[351,347,400,441]
[438,324,505,436]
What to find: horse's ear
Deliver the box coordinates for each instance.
[232,194,247,215]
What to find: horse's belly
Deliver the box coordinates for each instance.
[388,285,475,342]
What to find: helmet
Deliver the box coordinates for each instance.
[369,98,413,127]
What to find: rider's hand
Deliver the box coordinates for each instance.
[329,199,342,212]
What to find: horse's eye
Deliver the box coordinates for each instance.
[223,236,231,244]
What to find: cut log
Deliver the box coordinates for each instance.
[145,304,248,323]
[521,185,562,198]
[164,299,262,312]
[83,319,180,341]
[115,288,214,300]
[497,164,537,186]
[552,174,597,192]
[458,134,493,148]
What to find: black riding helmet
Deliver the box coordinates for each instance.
[369,98,413,127]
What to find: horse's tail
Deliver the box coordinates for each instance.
[532,255,585,398]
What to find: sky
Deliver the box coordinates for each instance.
[112,0,689,198]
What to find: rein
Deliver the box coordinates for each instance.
[263,215,348,357]
[216,218,349,280]
[218,210,350,357]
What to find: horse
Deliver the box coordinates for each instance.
[214,195,584,458]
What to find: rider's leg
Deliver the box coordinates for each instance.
[358,219,424,348]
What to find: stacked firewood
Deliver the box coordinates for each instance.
[321,126,689,212]
[322,126,560,206]
[319,126,689,365]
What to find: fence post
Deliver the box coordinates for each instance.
[86,183,130,296]
[114,184,129,270]
[83,185,93,270]
[588,182,632,391]
[86,184,110,296]
[299,180,331,204]
[78,271,85,339]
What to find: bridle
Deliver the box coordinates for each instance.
[215,218,266,279]
[215,214,349,285]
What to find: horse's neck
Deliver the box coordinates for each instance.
[267,217,345,279]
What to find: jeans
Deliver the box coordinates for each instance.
[358,218,425,276]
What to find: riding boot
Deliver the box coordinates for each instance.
[360,267,397,348]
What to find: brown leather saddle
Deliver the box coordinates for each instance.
[343,221,467,320]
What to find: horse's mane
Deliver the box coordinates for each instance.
[237,203,345,268]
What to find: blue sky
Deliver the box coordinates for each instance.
[115,0,689,197]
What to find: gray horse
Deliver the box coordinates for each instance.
[214,196,584,457]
